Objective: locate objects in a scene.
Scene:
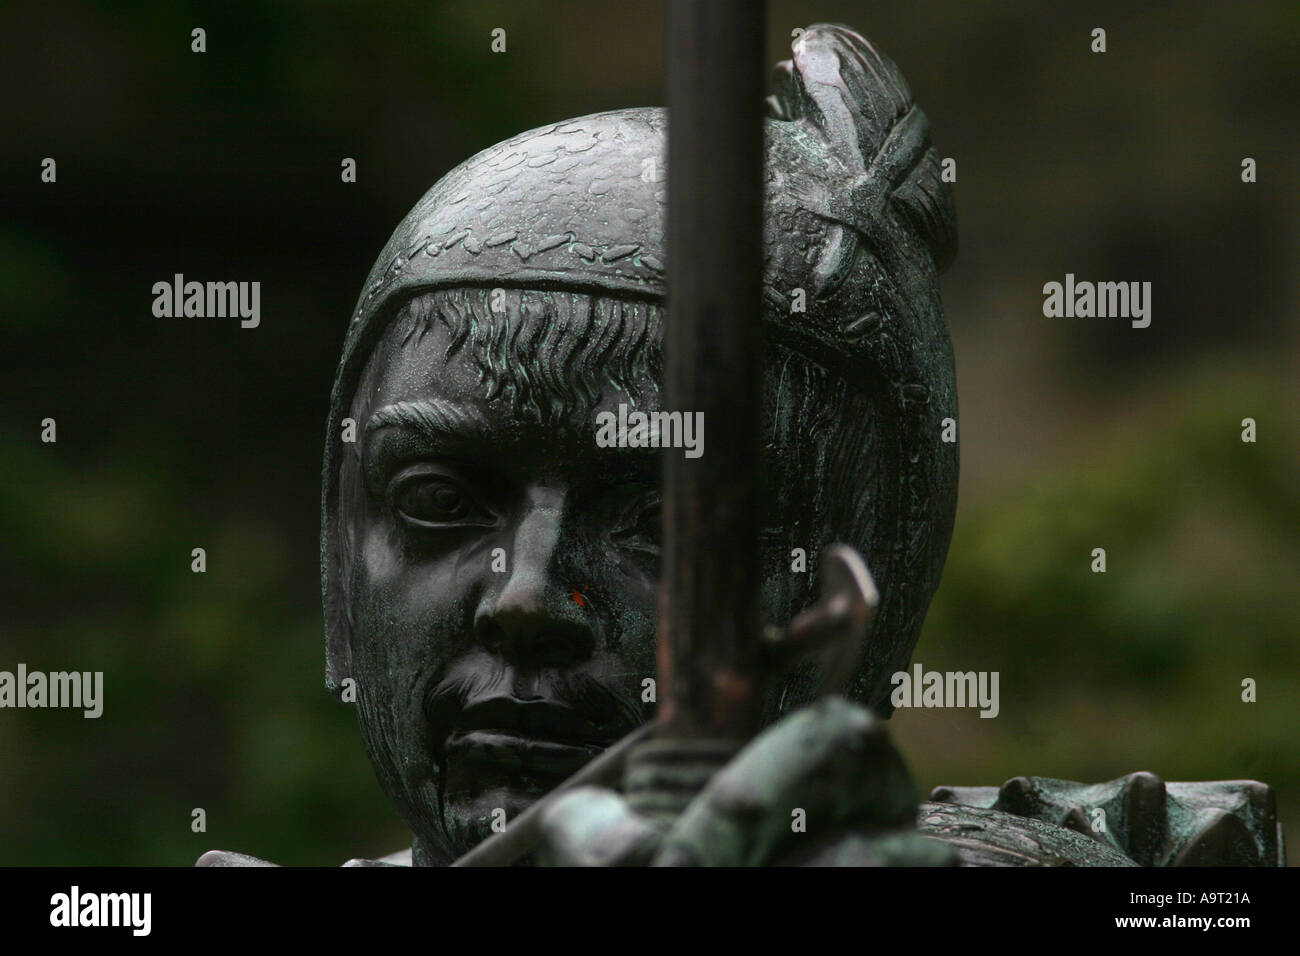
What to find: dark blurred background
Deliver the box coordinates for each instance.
[1,0,1296,865]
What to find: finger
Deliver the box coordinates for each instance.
[539,786,662,867]
[195,849,279,867]
[653,697,918,866]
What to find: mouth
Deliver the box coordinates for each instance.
[441,697,616,779]
[444,729,603,777]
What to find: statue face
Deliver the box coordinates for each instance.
[343,306,659,862]
[325,26,960,863]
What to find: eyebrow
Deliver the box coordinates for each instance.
[365,397,664,477]
[365,399,492,445]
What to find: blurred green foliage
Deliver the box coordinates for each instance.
[0,437,405,864]
[897,365,1300,860]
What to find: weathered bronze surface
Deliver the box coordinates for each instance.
[311,20,960,867]
[197,21,1282,867]
[929,774,1285,866]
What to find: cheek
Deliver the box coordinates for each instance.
[597,566,660,691]
[348,519,481,680]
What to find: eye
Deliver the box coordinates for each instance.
[390,470,494,530]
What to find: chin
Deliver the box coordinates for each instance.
[454,774,554,817]
[436,786,545,861]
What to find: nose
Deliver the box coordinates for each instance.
[474,485,596,669]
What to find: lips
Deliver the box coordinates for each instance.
[445,730,600,777]
[442,696,614,778]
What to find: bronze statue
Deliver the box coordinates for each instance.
[199,22,1281,867]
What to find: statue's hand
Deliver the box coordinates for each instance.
[539,697,954,866]
[196,849,408,866]
[195,849,279,867]
[930,773,1284,866]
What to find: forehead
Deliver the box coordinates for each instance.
[354,288,664,452]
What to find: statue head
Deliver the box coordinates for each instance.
[321,24,957,864]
